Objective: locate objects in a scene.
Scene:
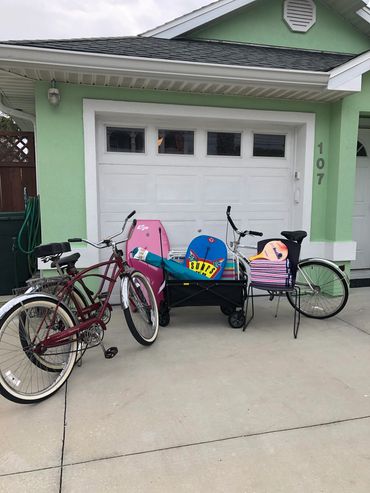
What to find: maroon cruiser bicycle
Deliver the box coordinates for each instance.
[0,211,159,404]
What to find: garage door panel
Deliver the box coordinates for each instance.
[155,174,198,205]
[246,213,292,238]
[201,220,229,241]
[99,170,150,211]
[161,219,200,248]
[246,173,291,207]
[97,120,295,256]
[203,175,243,205]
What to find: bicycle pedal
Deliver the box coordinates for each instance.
[104,347,118,359]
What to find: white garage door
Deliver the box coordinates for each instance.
[96,114,296,251]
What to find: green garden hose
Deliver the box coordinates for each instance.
[17,195,41,275]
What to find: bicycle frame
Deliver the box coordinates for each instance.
[33,251,129,353]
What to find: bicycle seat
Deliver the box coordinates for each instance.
[280,230,307,244]
[34,242,71,258]
[51,253,80,268]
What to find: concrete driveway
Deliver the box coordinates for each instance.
[1,288,370,492]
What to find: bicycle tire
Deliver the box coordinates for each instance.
[0,297,77,404]
[123,271,159,346]
[286,259,349,319]
[19,286,87,371]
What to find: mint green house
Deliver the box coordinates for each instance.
[1,0,370,281]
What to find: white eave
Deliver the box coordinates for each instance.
[0,44,367,115]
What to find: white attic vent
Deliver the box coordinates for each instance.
[284,0,316,33]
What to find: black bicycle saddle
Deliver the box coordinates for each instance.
[280,230,307,244]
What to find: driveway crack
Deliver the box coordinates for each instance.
[59,382,68,493]
[337,316,370,336]
[62,413,370,469]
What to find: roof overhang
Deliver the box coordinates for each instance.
[0,44,367,116]
[142,0,370,39]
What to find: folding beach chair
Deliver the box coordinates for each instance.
[244,238,301,338]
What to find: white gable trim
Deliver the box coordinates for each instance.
[142,0,370,39]
[141,0,257,39]
[357,6,370,24]
[328,51,370,91]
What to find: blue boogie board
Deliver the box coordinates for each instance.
[184,235,227,280]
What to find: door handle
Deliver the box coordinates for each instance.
[294,189,300,204]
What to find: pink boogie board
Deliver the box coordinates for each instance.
[126,220,170,305]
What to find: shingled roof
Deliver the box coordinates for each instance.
[0,36,356,72]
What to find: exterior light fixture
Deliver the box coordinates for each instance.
[48,79,60,106]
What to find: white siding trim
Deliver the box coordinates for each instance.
[65,99,365,265]
[304,241,357,261]
[77,99,319,265]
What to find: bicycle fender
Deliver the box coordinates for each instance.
[299,258,349,284]
[120,276,130,309]
[0,293,75,322]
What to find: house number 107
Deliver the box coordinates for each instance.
[317,142,325,185]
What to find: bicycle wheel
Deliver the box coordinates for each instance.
[123,271,159,346]
[19,286,88,370]
[27,280,88,318]
[0,297,77,404]
[287,259,349,319]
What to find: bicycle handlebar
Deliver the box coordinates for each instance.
[226,206,263,237]
[68,211,136,249]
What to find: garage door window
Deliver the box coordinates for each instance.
[207,132,241,156]
[107,127,145,153]
[158,130,194,155]
[253,134,286,157]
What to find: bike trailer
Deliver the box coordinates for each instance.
[131,232,248,329]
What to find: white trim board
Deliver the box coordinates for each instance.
[76,99,318,265]
[38,98,356,269]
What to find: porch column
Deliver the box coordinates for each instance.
[326,98,359,242]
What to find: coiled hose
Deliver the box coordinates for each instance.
[17,195,41,275]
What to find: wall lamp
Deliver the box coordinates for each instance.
[48,79,60,106]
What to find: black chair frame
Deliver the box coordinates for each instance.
[243,238,301,338]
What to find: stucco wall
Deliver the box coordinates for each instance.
[35,81,360,247]
[186,0,370,54]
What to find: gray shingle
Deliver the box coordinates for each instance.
[0,36,356,72]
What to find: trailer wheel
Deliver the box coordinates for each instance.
[220,305,234,316]
[228,310,245,329]
[159,310,170,327]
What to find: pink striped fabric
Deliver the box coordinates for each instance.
[250,258,293,287]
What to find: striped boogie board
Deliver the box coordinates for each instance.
[220,259,238,280]
[184,235,227,280]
